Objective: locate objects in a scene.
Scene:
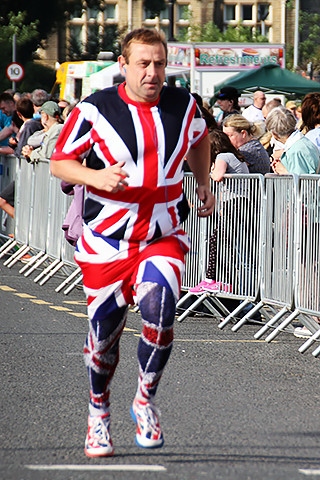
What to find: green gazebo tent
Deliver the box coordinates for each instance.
[209,64,320,106]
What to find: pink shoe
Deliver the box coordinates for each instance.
[189,280,215,294]
[204,281,232,293]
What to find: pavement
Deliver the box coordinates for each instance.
[1,261,320,480]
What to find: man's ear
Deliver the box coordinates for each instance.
[118,55,127,76]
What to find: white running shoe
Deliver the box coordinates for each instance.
[131,399,164,448]
[294,326,312,338]
[84,413,114,458]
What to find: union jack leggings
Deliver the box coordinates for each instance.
[75,225,189,413]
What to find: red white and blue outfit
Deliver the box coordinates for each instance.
[51,82,207,413]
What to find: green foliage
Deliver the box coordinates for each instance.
[19,62,56,93]
[298,12,320,72]
[178,20,268,44]
[0,11,40,92]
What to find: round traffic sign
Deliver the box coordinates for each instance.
[6,62,25,82]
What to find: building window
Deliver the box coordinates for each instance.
[87,6,100,19]
[224,5,236,22]
[241,5,253,21]
[258,4,270,21]
[177,5,189,21]
[105,3,117,20]
[69,4,83,20]
[159,6,169,21]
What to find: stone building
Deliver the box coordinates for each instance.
[40,1,302,68]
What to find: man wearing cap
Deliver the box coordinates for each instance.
[21,101,63,164]
[214,86,241,127]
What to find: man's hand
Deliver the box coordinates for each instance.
[92,161,129,192]
[196,185,215,217]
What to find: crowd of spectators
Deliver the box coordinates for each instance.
[1,81,320,336]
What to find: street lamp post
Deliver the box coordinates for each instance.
[293,0,300,69]
[168,0,176,41]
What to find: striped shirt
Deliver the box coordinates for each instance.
[51,83,207,243]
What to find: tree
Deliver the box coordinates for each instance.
[298,12,320,74]
[0,11,40,92]
[177,19,268,44]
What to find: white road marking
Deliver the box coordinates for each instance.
[299,469,320,475]
[26,464,167,472]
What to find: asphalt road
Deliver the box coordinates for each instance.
[1,261,320,480]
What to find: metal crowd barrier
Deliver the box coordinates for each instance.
[177,174,263,323]
[2,155,320,357]
[0,156,82,294]
[0,154,16,238]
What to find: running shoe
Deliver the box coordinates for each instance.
[204,281,232,293]
[131,399,164,448]
[84,413,114,458]
[189,280,215,294]
[293,326,312,338]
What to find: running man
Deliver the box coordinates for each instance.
[50,28,214,457]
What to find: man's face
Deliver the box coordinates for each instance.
[0,100,15,116]
[254,93,266,109]
[119,42,166,103]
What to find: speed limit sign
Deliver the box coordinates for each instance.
[6,62,25,82]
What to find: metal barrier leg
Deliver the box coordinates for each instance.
[19,251,46,274]
[4,245,30,268]
[63,274,83,295]
[218,299,250,330]
[254,306,288,339]
[264,310,300,343]
[39,261,64,286]
[0,238,17,257]
[231,301,263,332]
[33,258,61,283]
[55,267,82,293]
[299,329,320,354]
[176,292,208,322]
[23,254,49,277]
[176,291,194,309]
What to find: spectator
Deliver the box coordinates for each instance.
[191,92,218,131]
[286,100,299,122]
[222,114,270,174]
[50,28,214,458]
[213,86,241,127]
[0,112,23,155]
[14,97,43,157]
[30,89,50,119]
[242,90,266,127]
[260,98,284,156]
[0,92,16,145]
[300,92,320,152]
[21,101,63,164]
[266,107,320,175]
[0,112,24,220]
[190,129,249,293]
[0,98,44,221]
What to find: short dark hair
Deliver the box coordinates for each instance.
[16,98,35,119]
[0,92,14,103]
[301,92,320,132]
[121,28,167,64]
